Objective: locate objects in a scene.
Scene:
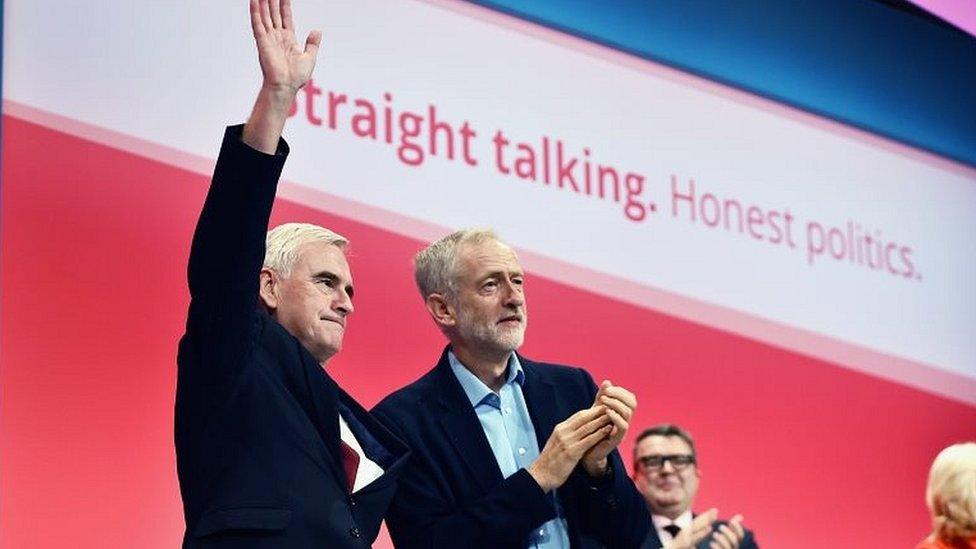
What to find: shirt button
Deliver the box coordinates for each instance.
[517,447,526,455]
[503,407,512,414]
[349,526,361,538]
[539,529,545,536]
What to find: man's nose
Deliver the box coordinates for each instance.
[334,289,354,316]
[502,279,524,307]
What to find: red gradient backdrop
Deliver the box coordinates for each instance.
[2,116,974,547]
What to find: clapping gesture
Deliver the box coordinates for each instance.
[581,380,637,477]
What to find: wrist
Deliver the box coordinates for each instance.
[583,457,610,478]
[257,84,298,113]
[527,463,557,493]
[242,86,296,154]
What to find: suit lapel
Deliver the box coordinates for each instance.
[519,355,562,446]
[433,348,505,493]
[642,526,663,549]
[301,351,348,490]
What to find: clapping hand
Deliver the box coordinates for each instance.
[581,380,636,477]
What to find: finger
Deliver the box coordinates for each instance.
[600,395,634,421]
[603,406,628,436]
[260,0,274,34]
[577,424,613,451]
[691,509,718,544]
[269,0,283,29]
[709,538,732,549]
[280,0,294,30]
[576,410,612,438]
[693,508,718,530]
[591,380,610,406]
[249,0,265,38]
[713,524,738,548]
[601,385,637,409]
[728,515,745,540]
[564,405,605,429]
[304,30,322,57]
[689,523,712,544]
[601,408,629,440]
[709,536,732,549]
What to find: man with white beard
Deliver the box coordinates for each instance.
[373,228,650,548]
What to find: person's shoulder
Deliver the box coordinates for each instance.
[520,355,583,374]
[372,364,440,416]
[520,356,593,385]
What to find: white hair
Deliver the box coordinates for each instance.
[927,442,976,542]
[414,228,504,300]
[264,222,348,277]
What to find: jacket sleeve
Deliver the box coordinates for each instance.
[182,125,288,378]
[741,528,759,549]
[371,403,558,548]
[565,368,651,548]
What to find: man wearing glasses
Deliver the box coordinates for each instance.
[632,425,758,549]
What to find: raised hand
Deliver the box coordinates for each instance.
[581,380,637,477]
[527,406,613,492]
[250,0,321,94]
[243,0,321,153]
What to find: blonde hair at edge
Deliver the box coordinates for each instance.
[414,228,506,300]
[926,442,976,541]
[264,223,349,276]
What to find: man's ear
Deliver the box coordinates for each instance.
[425,293,456,328]
[259,268,279,310]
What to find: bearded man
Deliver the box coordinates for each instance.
[372,229,650,548]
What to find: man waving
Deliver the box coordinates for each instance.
[175,2,408,547]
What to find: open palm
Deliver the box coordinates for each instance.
[250,0,320,92]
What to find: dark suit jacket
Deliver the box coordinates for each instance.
[175,126,409,548]
[641,519,758,549]
[372,347,650,548]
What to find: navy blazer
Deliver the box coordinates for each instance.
[372,347,650,548]
[641,520,759,549]
[175,126,409,548]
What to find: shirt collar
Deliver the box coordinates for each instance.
[448,350,524,410]
[652,509,694,531]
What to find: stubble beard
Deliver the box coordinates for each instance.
[456,307,527,357]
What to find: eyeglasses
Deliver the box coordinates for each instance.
[636,454,696,471]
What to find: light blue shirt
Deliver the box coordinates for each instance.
[448,351,571,549]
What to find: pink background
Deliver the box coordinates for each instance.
[2,116,974,547]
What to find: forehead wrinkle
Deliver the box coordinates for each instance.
[459,242,522,281]
[298,241,351,276]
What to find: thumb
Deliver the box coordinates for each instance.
[304,29,322,57]
[697,507,719,524]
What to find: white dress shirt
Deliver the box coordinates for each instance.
[653,510,693,546]
[338,413,384,492]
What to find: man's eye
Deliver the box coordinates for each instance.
[512,278,524,286]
